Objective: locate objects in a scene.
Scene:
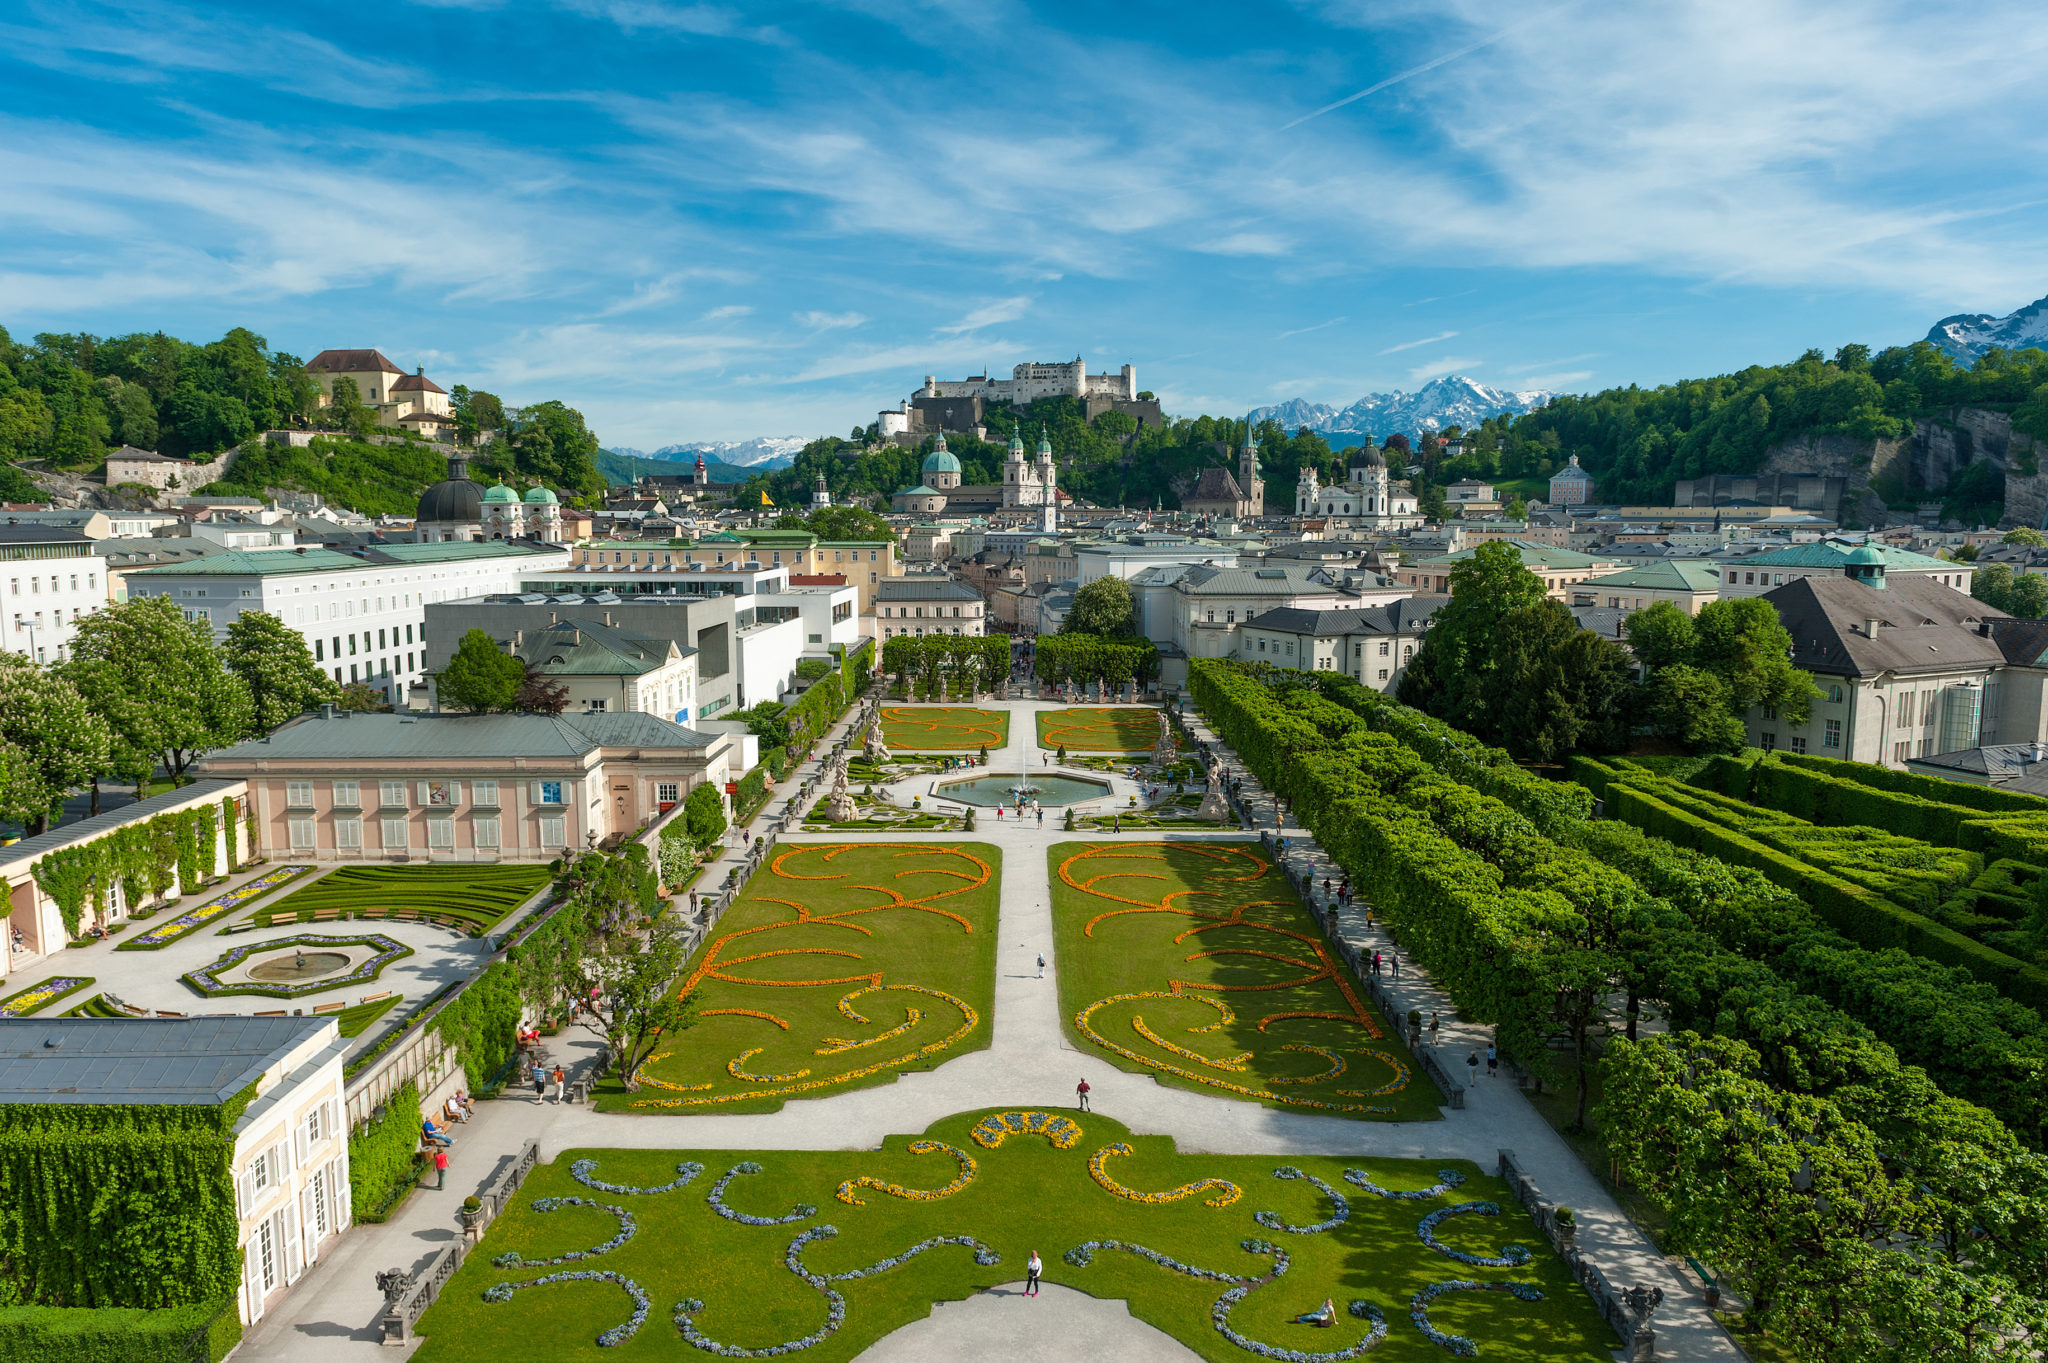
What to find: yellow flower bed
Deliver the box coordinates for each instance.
[1087,1142,1240,1208]
[835,1140,978,1205]
[969,1111,1084,1150]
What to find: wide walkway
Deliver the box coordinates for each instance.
[238,690,1735,1362]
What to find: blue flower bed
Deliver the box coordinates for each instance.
[1416,1202,1533,1268]
[570,1159,705,1196]
[1343,1167,1467,1201]
[481,1268,650,1347]
[1409,1279,1546,1356]
[1254,1167,1351,1235]
[706,1162,817,1226]
[674,1224,1000,1358]
[492,1197,635,1268]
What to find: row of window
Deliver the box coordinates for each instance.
[8,573,96,595]
[284,812,568,850]
[583,547,886,566]
[878,625,977,637]
[880,604,977,618]
[313,627,417,661]
[282,778,578,808]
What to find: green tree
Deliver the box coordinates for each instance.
[1691,596,1822,722]
[223,610,341,731]
[683,781,727,846]
[64,596,253,789]
[1501,494,1529,520]
[1062,575,1137,637]
[0,364,52,462]
[1623,600,1696,671]
[337,681,382,711]
[1415,481,1449,522]
[1486,601,1634,761]
[435,628,524,712]
[800,505,895,541]
[0,655,113,833]
[322,376,373,437]
[160,383,252,457]
[501,399,604,496]
[2001,526,2047,547]
[96,376,158,450]
[450,385,505,446]
[1641,664,1748,753]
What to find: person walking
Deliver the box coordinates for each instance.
[1486,1045,1499,1080]
[1036,952,1046,979]
[1428,1012,1441,1045]
[1036,806,1044,826]
[533,1067,547,1103]
[1075,1078,1092,1112]
[1389,952,1400,979]
[433,1146,449,1190]
[552,1064,567,1104]
[1025,1250,1043,1297]
[1370,951,1382,977]
[1466,1051,1480,1089]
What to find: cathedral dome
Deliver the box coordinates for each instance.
[416,453,484,523]
[922,444,962,475]
[523,485,560,504]
[1352,445,1387,468]
[482,481,519,504]
[1036,427,1053,456]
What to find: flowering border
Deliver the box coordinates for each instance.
[178,932,411,999]
[1336,1051,1412,1100]
[969,1110,1083,1150]
[706,1162,817,1226]
[0,975,94,1018]
[1089,1142,1241,1208]
[674,1223,999,1358]
[1416,1202,1533,1268]
[1065,1237,1387,1362]
[1343,1168,1467,1202]
[1409,1279,1546,1356]
[118,865,313,951]
[836,1140,976,1206]
[491,1197,635,1268]
[482,1269,650,1347]
[569,1160,705,1196]
[728,1049,812,1083]
[1254,1167,1351,1235]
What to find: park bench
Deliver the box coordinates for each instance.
[312,999,348,1014]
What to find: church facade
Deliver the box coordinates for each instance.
[1181,431,1266,519]
[1296,442,1424,530]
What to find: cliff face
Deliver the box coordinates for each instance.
[1752,408,2043,529]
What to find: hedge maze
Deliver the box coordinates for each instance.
[246,864,553,935]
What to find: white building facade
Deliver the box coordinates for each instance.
[0,525,110,663]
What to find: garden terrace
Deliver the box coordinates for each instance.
[877,706,1010,752]
[1037,707,1163,753]
[412,1110,1613,1363]
[244,864,553,936]
[1050,841,1439,1122]
[609,842,1000,1114]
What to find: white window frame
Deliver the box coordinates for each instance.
[426,817,454,849]
[473,815,501,849]
[332,780,360,808]
[471,779,499,807]
[287,816,316,850]
[379,781,407,809]
[285,781,314,809]
[381,816,407,849]
[335,817,362,850]
[540,815,567,847]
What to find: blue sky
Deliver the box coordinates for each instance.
[2,0,2043,447]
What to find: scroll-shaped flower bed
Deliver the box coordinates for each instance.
[1254,1166,1351,1234]
[707,1162,817,1226]
[491,1197,634,1268]
[1417,1202,1534,1268]
[482,1269,650,1347]
[1089,1142,1241,1208]
[836,1140,977,1205]
[569,1159,704,1196]
[1410,1280,1547,1356]
[969,1110,1083,1149]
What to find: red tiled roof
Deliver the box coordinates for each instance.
[391,372,448,395]
[305,349,403,375]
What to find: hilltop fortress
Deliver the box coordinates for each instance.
[878,357,1164,442]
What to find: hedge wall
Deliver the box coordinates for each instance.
[1780,750,2048,813]
[347,1080,423,1224]
[0,1104,244,1309]
[0,1300,240,1363]
[432,965,522,1095]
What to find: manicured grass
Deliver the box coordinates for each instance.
[411,1109,1613,1363]
[333,993,404,1038]
[63,993,131,1017]
[248,864,553,934]
[879,706,1010,752]
[1049,841,1440,1122]
[0,974,96,1018]
[1038,706,1164,753]
[607,842,1001,1115]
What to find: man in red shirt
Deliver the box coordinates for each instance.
[433,1146,449,1190]
[1075,1078,1091,1112]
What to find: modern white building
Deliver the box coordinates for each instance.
[126,541,571,702]
[0,524,110,662]
[1072,534,1242,583]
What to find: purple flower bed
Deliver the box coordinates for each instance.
[118,865,312,951]
[180,932,411,999]
[1416,1202,1534,1268]
[1255,1167,1352,1235]
[1409,1279,1546,1356]
[674,1223,999,1358]
[706,1162,817,1226]
[0,975,94,1018]
[482,1269,649,1347]
[1343,1167,1467,1202]
[570,1159,704,1196]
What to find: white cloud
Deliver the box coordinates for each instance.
[1378,330,1459,355]
[937,297,1031,335]
[794,310,868,331]
[1193,232,1290,257]
[699,304,754,321]
[1408,355,1481,383]
[1506,370,1595,391]
[1277,318,1347,340]
[1503,353,1599,375]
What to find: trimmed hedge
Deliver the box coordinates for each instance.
[1781,749,2048,814]
[347,1080,423,1223]
[249,864,550,933]
[0,1300,241,1363]
[1589,760,2048,1011]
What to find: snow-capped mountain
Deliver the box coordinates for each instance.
[1924,292,2048,363]
[603,437,805,470]
[1250,375,1556,440]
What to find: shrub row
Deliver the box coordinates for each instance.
[1584,758,2048,1012]
[347,1079,424,1224]
[0,1300,240,1363]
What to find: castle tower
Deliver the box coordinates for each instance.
[693,453,708,487]
[523,483,562,541]
[1240,423,1265,518]
[1002,429,1027,509]
[481,480,521,539]
[811,473,831,511]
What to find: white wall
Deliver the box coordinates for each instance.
[0,549,110,662]
[233,1026,351,1327]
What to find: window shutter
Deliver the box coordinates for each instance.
[244,1239,263,1319]
[417,781,432,804]
[273,1138,292,1178]
[282,1204,302,1283]
[337,1167,352,1230]
[236,1168,253,1217]
[301,1187,320,1262]
[447,782,461,804]
[294,1117,310,1166]
[530,780,544,805]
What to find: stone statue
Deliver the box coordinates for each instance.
[825,750,858,822]
[863,723,892,767]
[1150,711,1176,768]
[1197,754,1233,822]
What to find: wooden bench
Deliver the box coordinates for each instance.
[253,1010,287,1017]
[312,908,343,921]
[359,991,391,1004]
[312,1000,348,1014]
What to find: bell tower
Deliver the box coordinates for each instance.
[1240,421,1265,518]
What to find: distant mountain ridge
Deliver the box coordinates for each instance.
[1924,292,2048,363]
[1249,375,1556,440]
[604,437,805,470]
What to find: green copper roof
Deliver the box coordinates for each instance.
[1415,541,1614,569]
[1738,541,1950,570]
[483,481,520,503]
[1582,561,1723,593]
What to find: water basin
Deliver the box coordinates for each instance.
[248,951,352,981]
[937,773,1112,807]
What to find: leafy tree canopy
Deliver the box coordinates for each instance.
[63,595,252,786]
[436,628,525,713]
[223,609,341,731]
[1062,575,1137,637]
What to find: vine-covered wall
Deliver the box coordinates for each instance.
[346,1080,423,1224]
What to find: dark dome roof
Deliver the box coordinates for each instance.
[417,476,484,523]
[1352,445,1387,467]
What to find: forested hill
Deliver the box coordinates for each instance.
[1470,342,2048,506]
[0,323,607,512]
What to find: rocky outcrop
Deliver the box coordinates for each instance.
[1751,409,2043,529]
[1756,431,1907,527]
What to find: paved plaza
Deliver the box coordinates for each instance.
[232,693,1736,1362]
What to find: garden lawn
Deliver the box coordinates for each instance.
[605,842,1000,1115]
[1039,706,1163,753]
[246,864,552,934]
[1050,841,1440,1122]
[411,1109,1612,1363]
[878,706,1010,752]
[333,993,404,1038]
[0,974,95,1017]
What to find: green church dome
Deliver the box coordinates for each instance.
[482,481,519,504]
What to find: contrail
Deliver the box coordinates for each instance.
[1281,3,1579,131]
